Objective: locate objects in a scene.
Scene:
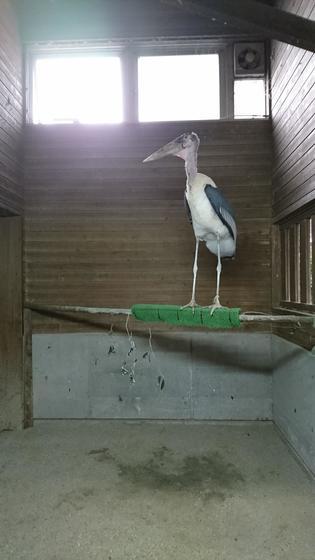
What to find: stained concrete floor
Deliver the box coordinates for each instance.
[0,421,314,560]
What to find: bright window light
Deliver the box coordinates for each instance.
[32,56,123,124]
[234,79,266,118]
[138,54,220,122]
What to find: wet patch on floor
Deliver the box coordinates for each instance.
[88,445,244,500]
[55,487,96,511]
[87,447,113,462]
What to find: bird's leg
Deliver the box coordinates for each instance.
[209,236,224,315]
[215,236,222,304]
[181,238,200,309]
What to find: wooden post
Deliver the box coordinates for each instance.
[312,216,315,305]
[289,226,296,303]
[121,47,138,123]
[294,222,301,303]
[23,308,33,428]
[300,218,309,304]
[272,224,281,309]
[219,44,234,119]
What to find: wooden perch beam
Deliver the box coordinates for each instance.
[162,0,315,52]
[26,304,315,324]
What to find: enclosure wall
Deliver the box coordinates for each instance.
[271,0,315,221]
[272,336,315,475]
[0,0,23,215]
[33,332,272,420]
[271,0,315,475]
[24,120,272,332]
[0,1,24,429]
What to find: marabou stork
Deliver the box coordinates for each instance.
[143,132,236,312]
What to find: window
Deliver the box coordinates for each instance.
[27,40,268,124]
[279,206,314,311]
[234,79,267,118]
[32,56,123,124]
[138,54,220,122]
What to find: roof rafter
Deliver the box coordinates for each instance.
[161,0,315,52]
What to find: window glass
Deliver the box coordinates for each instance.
[234,79,266,118]
[138,54,220,122]
[32,56,123,124]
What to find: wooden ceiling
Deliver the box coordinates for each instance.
[15,0,276,42]
[14,0,315,51]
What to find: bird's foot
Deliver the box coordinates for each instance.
[207,296,225,316]
[181,300,201,314]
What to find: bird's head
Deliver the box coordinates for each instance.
[143,132,200,163]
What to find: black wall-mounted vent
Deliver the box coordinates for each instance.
[234,42,265,78]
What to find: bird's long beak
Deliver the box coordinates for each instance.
[143,138,182,163]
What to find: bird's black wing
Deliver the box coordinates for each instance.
[184,192,192,224]
[204,184,237,240]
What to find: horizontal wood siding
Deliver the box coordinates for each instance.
[271,0,315,221]
[0,0,23,215]
[24,120,272,332]
[0,216,23,429]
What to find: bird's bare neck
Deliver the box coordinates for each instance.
[185,148,198,187]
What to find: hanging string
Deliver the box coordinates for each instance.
[123,313,137,383]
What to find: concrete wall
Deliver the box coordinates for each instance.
[272,336,315,476]
[33,330,315,477]
[33,332,272,420]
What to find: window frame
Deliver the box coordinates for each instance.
[233,77,269,119]
[25,43,126,124]
[276,202,315,314]
[25,38,268,125]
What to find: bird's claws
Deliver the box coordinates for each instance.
[207,296,225,316]
[209,305,222,316]
[180,301,200,315]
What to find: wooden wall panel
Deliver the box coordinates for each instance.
[24,120,272,332]
[0,216,23,429]
[0,2,24,427]
[271,0,315,349]
[0,0,23,215]
[271,0,315,221]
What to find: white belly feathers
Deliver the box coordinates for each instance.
[185,173,235,258]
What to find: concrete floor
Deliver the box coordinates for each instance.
[0,421,314,560]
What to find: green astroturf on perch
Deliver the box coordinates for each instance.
[131,304,241,329]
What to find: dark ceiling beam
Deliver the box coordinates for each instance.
[161,0,315,52]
